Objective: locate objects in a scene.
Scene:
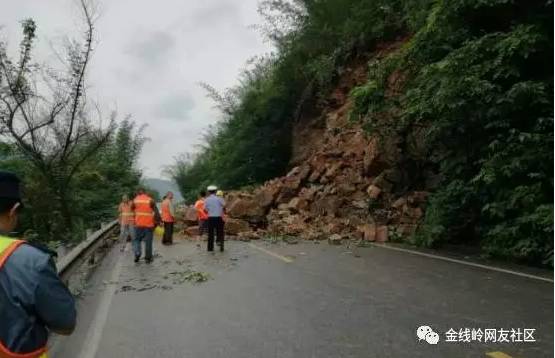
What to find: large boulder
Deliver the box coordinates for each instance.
[184,226,199,236]
[337,182,357,195]
[287,164,311,181]
[276,177,302,204]
[288,197,309,213]
[253,184,281,209]
[363,137,387,176]
[286,166,302,177]
[308,154,327,182]
[308,169,323,183]
[310,195,342,217]
[183,207,198,224]
[298,186,318,202]
[357,223,376,241]
[224,218,251,235]
[322,162,342,181]
[376,225,388,243]
[228,198,265,219]
[297,164,312,181]
[391,197,407,210]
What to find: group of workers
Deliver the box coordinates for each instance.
[118,184,226,261]
[0,170,228,358]
[118,188,176,263]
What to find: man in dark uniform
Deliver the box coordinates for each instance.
[204,185,225,252]
[0,171,76,358]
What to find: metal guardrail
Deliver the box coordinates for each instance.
[57,220,119,281]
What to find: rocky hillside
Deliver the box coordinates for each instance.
[181,42,430,244]
[174,0,553,265]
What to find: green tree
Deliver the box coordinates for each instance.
[0,1,116,240]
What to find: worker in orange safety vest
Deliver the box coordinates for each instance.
[0,171,76,358]
[118,195,135,246]
[194,190,208,242]
[132,188,160,263]
[160,192,175,245]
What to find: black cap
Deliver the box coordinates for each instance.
[0,171,22,200]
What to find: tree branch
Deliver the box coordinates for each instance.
[62,0,94,159]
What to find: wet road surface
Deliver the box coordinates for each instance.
[50,237,553,358]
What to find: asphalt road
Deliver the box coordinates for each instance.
[50,236,553,358]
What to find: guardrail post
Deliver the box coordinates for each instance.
[88,252,96,265]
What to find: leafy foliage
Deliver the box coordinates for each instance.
[0,3,122,241]
[171,0,407,200]
[0,5,148,243]
[1,118,146,243]
[351,0,553,265]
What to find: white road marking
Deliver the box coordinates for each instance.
[370,243,553,283]
[78,243,127,358]
[248,243,293,263]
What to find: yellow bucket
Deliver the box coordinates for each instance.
[154,226,164,238]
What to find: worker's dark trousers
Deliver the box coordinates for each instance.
[162,221,174,245]
[134,227,153,260]
[207,217,224,251]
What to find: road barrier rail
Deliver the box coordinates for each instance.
[56,220,119,281]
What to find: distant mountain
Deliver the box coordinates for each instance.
[143,178,183,202]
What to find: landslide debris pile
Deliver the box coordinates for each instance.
[180,57,433,244]
[172,1,553,265]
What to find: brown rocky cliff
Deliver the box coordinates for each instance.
[182,38,431,242]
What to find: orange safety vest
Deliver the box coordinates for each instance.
[0,236,48,358]
[134,194,155,228]
[161,199,174,223]
[119,202,134,225]
[194,199,208,220]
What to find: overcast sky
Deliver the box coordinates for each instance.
[0,0,272,178]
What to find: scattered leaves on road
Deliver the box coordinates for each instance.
[169,269,211,284]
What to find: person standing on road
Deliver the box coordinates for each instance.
[118,195,135,246]
[161,191,175,245]
[0,171,76,358]
[216,190,228,222]
[132,188,160,263]
[204,185,225,252]
[194,191,208,242]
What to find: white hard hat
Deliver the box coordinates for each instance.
[207,185,218,191]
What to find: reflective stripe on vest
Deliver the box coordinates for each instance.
[133,194,154,228]
[0,236,48,358]
[161,199,174,223]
